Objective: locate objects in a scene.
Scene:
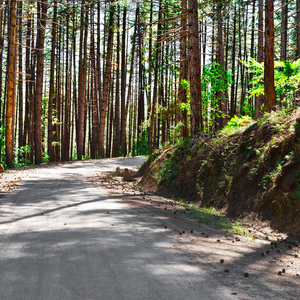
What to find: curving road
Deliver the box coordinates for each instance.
[0,157,299,300]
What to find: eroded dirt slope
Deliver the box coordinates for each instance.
[139,109,300,238]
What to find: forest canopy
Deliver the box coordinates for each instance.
[0,0,299,168]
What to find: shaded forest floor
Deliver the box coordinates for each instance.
[139,108,300,239]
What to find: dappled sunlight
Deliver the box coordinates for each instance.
[0,158,299,299]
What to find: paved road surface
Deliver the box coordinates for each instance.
[0,158,221,300]
[0,158,299,300]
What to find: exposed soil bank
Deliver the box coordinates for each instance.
[139,109,300,238]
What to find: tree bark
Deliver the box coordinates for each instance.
[120,6,127,156]
[280,0,288,61]
[48,0,57,162]
[5,0,17,168]
[264,0,276,113]
[255,0,264,118]
[77,1,88,160]
[34,0,47,165]
[230,3,237,118]
[99,1,115,158]
[18,0,24,153]
[296,0,300,58]
[113,6,120,157]
[179,0,188,137]
[188,0,202,135]
[149,1,162,153]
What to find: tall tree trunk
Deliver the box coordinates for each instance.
[123,9,137,156]
[216,7,226,129]
[147,0,153,122]
[264,0,275,112]
[48,0,57,162]
[188,0,202,135]
[90,6,98,159]
[179,0,188,137]
[77,1,88,160]
[18,0,24,153]
[230,3,237,118]
[255,0,264,118]
[120,6,127,156]
[34,0,47,165]
[281,0,288,61]
[99,1,115,158]
[62,16,71,161]
[5,0,17,168]
[137,8,145,139]
[113,6,120,157]
[149,1,162,153]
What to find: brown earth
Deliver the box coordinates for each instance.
[139,109,300,238]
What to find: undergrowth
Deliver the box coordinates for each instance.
[178,200,252,238]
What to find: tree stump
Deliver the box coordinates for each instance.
[123,168,130,181]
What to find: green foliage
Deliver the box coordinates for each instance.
[13,145,32,167]
[201,62,233,127]
[42,153,50,163]
[177,80,191,115]
[244,58,300,107]
[177,63,233,129]
[160,156,180,181]
[220,115,254,136]
[178,200,251,237]
[227,115,253,128]
[168,121,184,145]
[158,139,192,182]
[133,129,149,156]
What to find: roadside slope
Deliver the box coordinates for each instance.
[139,109,300,237]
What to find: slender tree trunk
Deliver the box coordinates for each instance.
[147,0,153,122]
[99,1,115,158]
[113,6,120,157]
[240,5,248,114]
[264,0,276,112]
[48,0,57,162]
[297,0,300,58]
[281,0,288,61]
[230,3,237,118]
[18,0,24,153]
[149,1,162,153]
[120,6,127,156]
[34,0,47,165]
[137,8,145,139]
[123,9,137,156]
[77,1,88,160]
[188,0,202,135]
[179,0,188,137]
[255,0,264,118]
[216,7,226,129]
[90,7,98,159]
[5,0,17,168]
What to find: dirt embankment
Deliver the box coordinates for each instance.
[139,110,300,238]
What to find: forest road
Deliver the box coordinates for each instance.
[0,157,299,300]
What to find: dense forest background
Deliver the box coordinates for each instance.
[0,0,299,168]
